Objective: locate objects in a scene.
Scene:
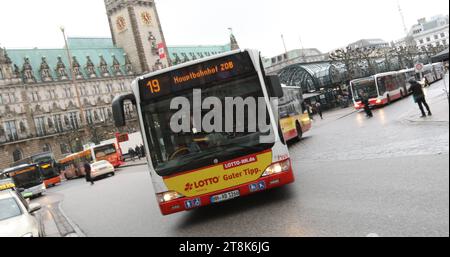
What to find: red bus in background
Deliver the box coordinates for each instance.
[350,70,411,110]
[58,143,122,180]
[92,143,123,168]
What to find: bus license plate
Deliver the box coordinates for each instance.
[211,190,240,203]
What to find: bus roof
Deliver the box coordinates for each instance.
[350,76,374,83]
[92,143,116,149]
[374,71,398,78]
[135,49,247,82]
[58,149,91,163]
[2,163,38,175]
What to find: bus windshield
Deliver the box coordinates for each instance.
[352,78,378,100]
[141,73,273,177]
[32,154,59,179]
[93,144,117,159]
[7,166,42,189]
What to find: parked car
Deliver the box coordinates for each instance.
[0,180,42,237]
[91,160,115,180]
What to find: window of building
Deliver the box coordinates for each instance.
[419,39,424,44]
[43,143,52,153]
[99,107,109,122]
[106,84,113,93]
[53,114,64,133]
[119,83,126,91]
[441,33,446,38]
[12,149,23,162]
[35,117,46,137]
[4,93,16,104]
[124,103,133,119]
[85,110,94,125]
[4,121,18,141]
[31,91,39,102]
[64,88,73,98]
[94,85,101,95]
[0,95,3,105]
[60,143,70,155]
[69,112,79,129]
[426,37,431,42]
[49,90,57,100]
[434,35,439,40]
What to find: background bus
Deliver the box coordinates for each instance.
[278,85,312,141]
[58,150,91,180]
[58,143,121,180]
[1,164,46,198]
[350,71,410,109]
[92,143,122,168]
[113,49,294,215]
[422,63,445,84]
[12,152,61,188]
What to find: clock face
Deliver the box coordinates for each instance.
[141,11,152,25]
[116,16,126,31]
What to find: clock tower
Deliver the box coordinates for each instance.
[105,0,170,74]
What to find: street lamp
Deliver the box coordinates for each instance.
[60,26,89,144]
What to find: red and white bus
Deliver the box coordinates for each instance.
[58,143,122,180]
[350,71,411,110]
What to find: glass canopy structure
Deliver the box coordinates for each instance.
[278,63,344,93]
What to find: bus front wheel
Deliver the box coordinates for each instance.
[387,95,391,105]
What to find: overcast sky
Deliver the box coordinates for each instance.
[0,0,448,57]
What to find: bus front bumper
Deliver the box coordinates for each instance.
[158,169,295,216]
[22,184,46,198]
[44,176,61,187]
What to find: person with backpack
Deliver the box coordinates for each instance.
[408,79,432,117]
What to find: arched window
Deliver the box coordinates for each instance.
[12,149,23,162]
[43,143,52,153]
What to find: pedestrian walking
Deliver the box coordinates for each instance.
[359,90,373,118]
[140,144,145,157]
[128,147,135,161]
[315,102,323,119]
[84,162,94,185]
[408,79,432,117]
[135,145,141,160]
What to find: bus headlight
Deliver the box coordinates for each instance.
[157,191,184,203]
[22,233,33,237]
[262,159,291,177]
[376,99,382,104]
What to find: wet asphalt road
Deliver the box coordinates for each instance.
[36,78,449,237]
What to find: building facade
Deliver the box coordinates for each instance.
[395,14,449,49]
[0,0,238,170]
[0,39,140,169]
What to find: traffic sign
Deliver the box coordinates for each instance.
[415,63,424,72]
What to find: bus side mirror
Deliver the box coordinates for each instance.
[265,75,284,98]
[112,93,137,127]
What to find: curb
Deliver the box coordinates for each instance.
[119,162,148,169]
[57,202,86,237]
[336,110,358,120]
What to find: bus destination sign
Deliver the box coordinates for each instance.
[138,51,255,101]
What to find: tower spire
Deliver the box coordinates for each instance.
[228,28,240,50]
[397,0,408,36]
